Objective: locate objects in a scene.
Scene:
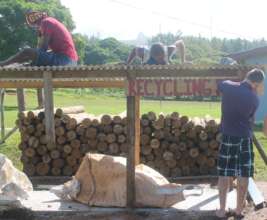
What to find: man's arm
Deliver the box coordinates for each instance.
[37,34,50,51]
[126,47,145,64]
[175,40,185,63]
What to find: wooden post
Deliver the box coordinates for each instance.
[37,88,44,109]
[0,89,5,142]
[253,134,267,165]
[43,71,56,145]
[17,88,25,112]
[126,95,140,208]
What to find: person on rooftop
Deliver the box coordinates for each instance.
[126,40,188,65]
[0,11,78,67]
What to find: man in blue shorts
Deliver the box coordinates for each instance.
[216,68,265,218]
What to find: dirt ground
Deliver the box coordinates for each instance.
[0,181,266,220]
[241,181,267,220]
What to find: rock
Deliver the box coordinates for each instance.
[0,154,33,201]
[1,183,29,200]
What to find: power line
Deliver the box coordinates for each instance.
[109,0,252,40]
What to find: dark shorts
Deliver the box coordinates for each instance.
[217,134,254,177]
[33,49,77,66]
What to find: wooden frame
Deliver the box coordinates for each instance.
[0,65,263,208]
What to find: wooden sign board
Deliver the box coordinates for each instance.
[126,78,235,97]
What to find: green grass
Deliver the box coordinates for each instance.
[3,90,221,128]
[1,90,266,180]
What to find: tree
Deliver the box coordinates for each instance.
[0,0,75,60]
[84,37,131,65]
[73,33,89,64]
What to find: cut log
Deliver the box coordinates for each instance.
[57,136,66,145]
[66,130,77,141]
[50,150,60,159]
[113,116,122,124]
[101,115,112,125]
[63,144,72,154]
[85,127,97,139]
[118,134,126,143]
[63,166,73,176]
[42,154,51,164]
[113,124,123,135]
[52,158,65,169]
[120,143,128,153]
[24,147,35,158]
[70,139,81,149]
[150,139,160,149]
[55,127,65,137]
[36,162,50,176]
[189,148,199,158]
[106,133,116,144]
[97,141,108,152]
[51,167,61,176]
[109,143,120,154]
[36,145,47,156]
[66,155,77,166]
[163,151,174,161]
[199,131,208,141]
[141,145,152,156]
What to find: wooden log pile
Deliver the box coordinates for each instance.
[17,107,220,177]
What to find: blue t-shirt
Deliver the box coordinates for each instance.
[218,80,259,138]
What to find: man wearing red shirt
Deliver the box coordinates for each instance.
[0,11,78,66]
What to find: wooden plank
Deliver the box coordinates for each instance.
[0,80,125,89]
[135,96,140,165]
[0,89,5,142]
[16,88,25,112]
[37,88,44,108]
[43,71,56,145]
[0,65,253,80]
[253,134,267,165]
[248,178,265,207]
[126,96,140,207]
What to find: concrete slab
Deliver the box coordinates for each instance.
[20,185,236,212]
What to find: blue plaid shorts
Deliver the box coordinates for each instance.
[217,135,254,177]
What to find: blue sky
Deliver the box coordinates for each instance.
[61,0,267,41]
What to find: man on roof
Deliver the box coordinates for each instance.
[126,40,189,65]
[0,11,78,67]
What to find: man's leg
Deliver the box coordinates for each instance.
[216,176,231,217]
[0,48,37,66]
[236,177,248,215]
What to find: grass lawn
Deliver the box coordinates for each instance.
[0,90,266,180]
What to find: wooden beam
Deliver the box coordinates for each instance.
[135,96,140,165]
[253,134,267,165]
[0,65,254,80]
[37,88,44,109]
[43,71,55,145]
[0,89,5,143]
[0,80,125,89]
[126,95,140,208]
[16,88,25,112]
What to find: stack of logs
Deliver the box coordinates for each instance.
[17,106,221,178]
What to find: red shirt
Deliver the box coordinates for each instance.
[40,17,78,61]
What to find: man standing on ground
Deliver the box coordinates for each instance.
[0,11,78,66]
[216,68,265,218]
